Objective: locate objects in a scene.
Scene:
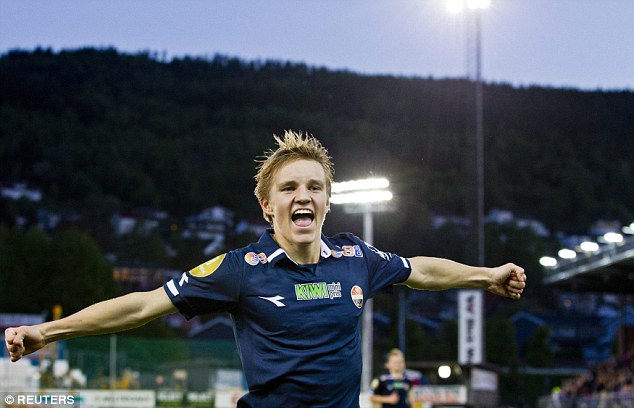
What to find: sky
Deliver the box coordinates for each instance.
[1,0,633,91]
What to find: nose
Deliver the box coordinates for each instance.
[295,185,311,203]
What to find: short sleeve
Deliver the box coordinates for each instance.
[163,251,242,319]
[361,240,411,298]
[371,376,388,396]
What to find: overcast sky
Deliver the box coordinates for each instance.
[1,0,633,91]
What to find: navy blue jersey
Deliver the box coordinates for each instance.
[371,373,414,408]
[164,230,412,408]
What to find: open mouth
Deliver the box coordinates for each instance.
[292,209,314,227]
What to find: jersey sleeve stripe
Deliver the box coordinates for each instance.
[400,256,411,269]
[167,280,180,296]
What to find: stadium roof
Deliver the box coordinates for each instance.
[542,239,634,293]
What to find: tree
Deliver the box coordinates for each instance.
[0,226,120,315]
[0,226,52,313]
[49,227,121,314]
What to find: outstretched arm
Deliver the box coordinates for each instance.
[404,257,526,299]
[5,287,177,362]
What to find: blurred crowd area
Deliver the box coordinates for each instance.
[544,348,634,408]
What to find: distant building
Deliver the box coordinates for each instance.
[184,206,235,255]
[113,264,181,292]
[236,218,270,237]
[1,183,42,202]
[111,208,169,237]
[111,214,138,236]
[431,214,471,230]
[432,209,549,237]
[510,305,634,365]
[36,209,61,231]
[486,208,550,237]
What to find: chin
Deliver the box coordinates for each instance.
[292,228,319,242]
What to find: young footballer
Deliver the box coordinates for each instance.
[5,130,526,407]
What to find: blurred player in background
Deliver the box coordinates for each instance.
[371,348,416,408]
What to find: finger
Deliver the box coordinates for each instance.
[8,343,24,362]
[509,271,525,282]
[7,338,24,353]
[506,280,525,291]
[5,328,16,343]
[515,268,526,282]
[9,330,25,347]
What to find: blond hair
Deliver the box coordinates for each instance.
[386,348,404,361]
[254,130,334,223]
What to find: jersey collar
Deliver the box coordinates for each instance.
[258,229,335,265]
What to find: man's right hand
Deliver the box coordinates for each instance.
[4,326,46,362]
[385,392,400,404]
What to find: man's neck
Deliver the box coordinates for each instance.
[286,242,321,265]
[271,233,321,265]
[390,371,405,379]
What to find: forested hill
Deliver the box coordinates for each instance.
[2,48,633,237]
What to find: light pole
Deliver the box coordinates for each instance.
[331,177,393,393]
[473,1,486,268]
[447,0,490,366]
[447,0,488,266]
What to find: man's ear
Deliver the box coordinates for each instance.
[259,197,274,217]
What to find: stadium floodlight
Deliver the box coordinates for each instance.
[603,232,623,244]
[331,177,392,393]
[330,190,393,205]
[539,256,558,267]
[579,241,599,252]
[331,178,392,205]
[446,0,491,13]
[558,249,577,259]
[331,177,389,193]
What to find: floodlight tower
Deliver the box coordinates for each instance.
[447,0,491,367]
[331,177,393,393]
[447,0,489,266]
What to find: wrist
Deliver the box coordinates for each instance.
[39,320,69,344]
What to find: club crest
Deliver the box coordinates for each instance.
[351,285,364,309]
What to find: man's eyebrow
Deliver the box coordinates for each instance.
[277,178,325,186]
[277,179,298,186]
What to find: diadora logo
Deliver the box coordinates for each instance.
[259,295,286,307]
[295,282,342,301]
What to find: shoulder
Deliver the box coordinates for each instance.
[371,374,390,390]
[327,232,363,246]
[379,373,391,382]
[188,242,265,278]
